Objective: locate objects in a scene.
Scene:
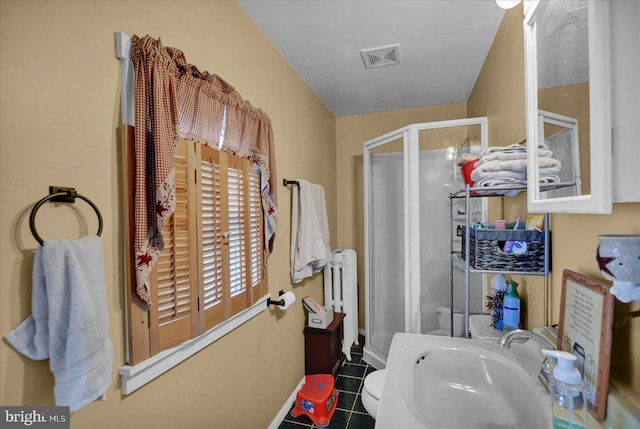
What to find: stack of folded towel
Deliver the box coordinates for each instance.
[469,143,561,194]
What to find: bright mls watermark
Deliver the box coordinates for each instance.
[0,407,69,428]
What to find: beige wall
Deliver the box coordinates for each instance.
[335,103,468,328]
[468,5,640,397]
[0,1,335,428]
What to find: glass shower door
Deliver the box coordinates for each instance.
[364,132,405,366]
[363,118,487,367]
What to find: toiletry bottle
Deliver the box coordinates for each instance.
[542,350,588,429]
[490,275,507,329]
[491,274,507,295]
[502,216,521,254]
[502,280,519,332]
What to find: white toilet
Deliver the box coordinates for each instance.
[361,368,386,419]
[426,306,465,337]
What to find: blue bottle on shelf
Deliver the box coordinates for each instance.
[502,280,520,332]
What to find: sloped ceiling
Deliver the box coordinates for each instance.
[238,1,506,116]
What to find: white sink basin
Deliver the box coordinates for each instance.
[376,333,551,428]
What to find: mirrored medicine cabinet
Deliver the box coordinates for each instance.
[524,0,612,213]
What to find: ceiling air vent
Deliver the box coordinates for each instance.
[360,44,401,69]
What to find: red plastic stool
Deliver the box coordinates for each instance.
[291,374,338,427]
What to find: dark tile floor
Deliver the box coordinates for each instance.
[277,342,376,429]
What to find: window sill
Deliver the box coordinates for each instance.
[119,294,269,395]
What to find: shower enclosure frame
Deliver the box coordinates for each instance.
[363,117,488,368]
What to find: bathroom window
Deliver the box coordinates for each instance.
[148,139,266,352]
[118,36,275,382]
[121,131,267,367]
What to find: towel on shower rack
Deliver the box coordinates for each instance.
[474,177,528,196]
[6,236,113,412]
[478,142,553,162]
[473,157,561,177]
[473,158,528,174]
[475,177,528,187]
[471,168,527,183]
[538,157,562,176]
[538,175,561,184]
[290,179,331,283]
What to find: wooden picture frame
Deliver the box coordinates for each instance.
[558,269,614,420]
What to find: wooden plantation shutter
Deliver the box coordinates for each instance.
[123,133,269,363]
[249,166,267,304]
[148,139,199,354]
[227,156,251,316]
[198,145,265,325]
[198,144,226,331]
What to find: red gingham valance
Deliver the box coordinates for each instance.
[131,35,277,306]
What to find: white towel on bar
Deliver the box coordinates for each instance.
[290,179,331,283]
[5,236,113,412]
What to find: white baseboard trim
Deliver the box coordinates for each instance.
[267,376,305,429]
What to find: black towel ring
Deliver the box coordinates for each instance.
[29,186,103,245]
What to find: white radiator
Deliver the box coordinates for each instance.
[324,249,359,361]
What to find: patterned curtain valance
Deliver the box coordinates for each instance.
[131,35,277,306]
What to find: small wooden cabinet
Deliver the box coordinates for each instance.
[304,312,345,378]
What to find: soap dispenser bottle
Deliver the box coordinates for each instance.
[502,280,519,332]
[542,350,588,429]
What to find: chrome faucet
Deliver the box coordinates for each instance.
[497,329,556,350]
[498,329,556,393]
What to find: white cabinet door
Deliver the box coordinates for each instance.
[611,1,640,203]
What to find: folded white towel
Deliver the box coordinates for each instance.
[475,175,560,188]
[480,143,526,157]
[6,236,113,412]
[479,142,552,162]
[473,158,528,173]
[475,177,527,187]
[478,151,527,163]
[538,157,562,175]
[290,180,331,283]
[538,149,553,158]
[471,167,527,182]
[539,175,561,184]
[475,177,527,196]
[538,157,559,167]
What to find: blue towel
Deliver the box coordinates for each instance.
[6,236,113,412]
